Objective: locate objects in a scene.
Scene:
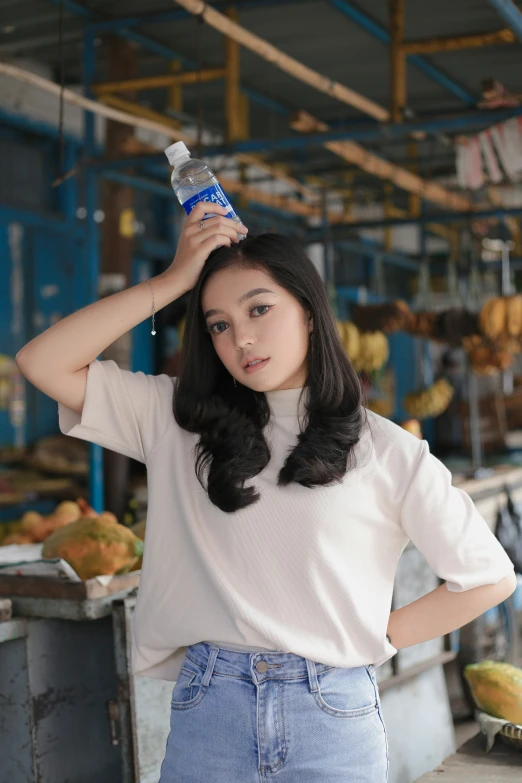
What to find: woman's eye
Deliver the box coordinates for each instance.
[208,304,271,335]
[252,304,270,316]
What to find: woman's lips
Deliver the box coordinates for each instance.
[244,358,270,373]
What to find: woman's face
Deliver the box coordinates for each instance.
[201,265,313,392]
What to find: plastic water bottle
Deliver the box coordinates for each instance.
[165,141,246,240]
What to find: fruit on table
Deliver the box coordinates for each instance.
[464,661,522,726]
[0,498,105,547]
[42,515,144,580]
[19,501,83,543]
[3,533,34,545]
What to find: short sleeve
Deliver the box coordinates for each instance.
[58,359,176,464]
[400,439,515,592]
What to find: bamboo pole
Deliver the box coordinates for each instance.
[92,68,226,94]
[402,28,515,53]
[0,61,195,142]
[172,0,389,121]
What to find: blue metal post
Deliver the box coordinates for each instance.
[83,28,104,512]
[486,0,522,42]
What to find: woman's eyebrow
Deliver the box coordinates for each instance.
[204,288,275,319]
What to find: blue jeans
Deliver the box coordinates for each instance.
[159,641,389,782]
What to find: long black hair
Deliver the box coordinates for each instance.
[173,233,368,513]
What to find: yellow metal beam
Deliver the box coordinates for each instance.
[225,7,243,143]
[93,67,226,95]
[99,94,188,132]
[402,28,515,54]
[390,0,406,123]
[169,60,183,115]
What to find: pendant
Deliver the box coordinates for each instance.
[151,330,156,336]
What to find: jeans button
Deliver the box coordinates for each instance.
[256,660,269,673]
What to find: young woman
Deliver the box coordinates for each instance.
[16,201,516,782]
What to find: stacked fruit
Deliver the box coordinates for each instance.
[0,498,118,546]
[403,379,454,420]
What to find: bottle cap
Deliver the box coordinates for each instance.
[164,141,191,166]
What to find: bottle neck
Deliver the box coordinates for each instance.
[173,154,191,169]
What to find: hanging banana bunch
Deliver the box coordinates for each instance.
[351,300,414,334]
[403,379,454,420]
[462,335,515,375]
[479,295,522,352]
[353,331,389,373]
[365,397,394,417]
[335,321,388,373]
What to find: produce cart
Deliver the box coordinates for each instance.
[0,576,172,783]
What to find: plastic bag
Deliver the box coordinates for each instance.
[494,485,522,575]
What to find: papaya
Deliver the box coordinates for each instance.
[42,516,144,580]
[464,660,522,725]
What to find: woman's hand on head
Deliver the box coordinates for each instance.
[165,202,248,292]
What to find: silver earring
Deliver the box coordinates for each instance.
[233,377,237,387]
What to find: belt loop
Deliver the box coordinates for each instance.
[202,644,219,687]
[305,658,319,693]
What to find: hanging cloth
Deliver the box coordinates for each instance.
[479,130,503,184]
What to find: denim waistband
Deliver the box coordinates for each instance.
[185,641,371,687]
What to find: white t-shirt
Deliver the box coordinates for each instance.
[58,360,515,681]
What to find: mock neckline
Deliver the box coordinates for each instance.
[265,385,309,418]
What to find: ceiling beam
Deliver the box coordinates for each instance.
[290,111,472,212]
[402,28,516,54]
[172,0,390,121]
[329,0,476,106]
[43,0,290,118]
[92,68,226,94]
[309,206,522,235]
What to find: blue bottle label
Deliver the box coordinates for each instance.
[182,183,237,219]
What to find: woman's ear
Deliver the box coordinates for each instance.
[308,312,314,333]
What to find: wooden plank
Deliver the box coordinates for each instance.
[0,571,140,600]
[414,732,522,781]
